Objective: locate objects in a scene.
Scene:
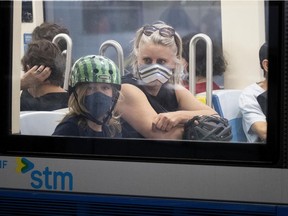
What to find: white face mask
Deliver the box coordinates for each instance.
[138,64,173,84]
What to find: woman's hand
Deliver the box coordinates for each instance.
[153,112,182,131]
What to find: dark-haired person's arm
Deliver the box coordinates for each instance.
[251,121,267,141]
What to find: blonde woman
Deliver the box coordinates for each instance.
[122,21,217,138]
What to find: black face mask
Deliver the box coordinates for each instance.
[84,92,113,123]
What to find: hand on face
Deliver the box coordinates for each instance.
[21,65,51,90]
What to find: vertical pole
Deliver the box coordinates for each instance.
[189,33,213,107]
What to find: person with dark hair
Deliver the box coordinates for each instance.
[20,22,70,91]
[31,22,70,52]
[20,39,68,111]
[181,32,227,93]
[239,42,268,142]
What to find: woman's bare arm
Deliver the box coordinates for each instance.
[115,84,183,139]
[154,84,218,131]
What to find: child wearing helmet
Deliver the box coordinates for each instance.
[53,55,121,137]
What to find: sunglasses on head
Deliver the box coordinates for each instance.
[143,25,175,38]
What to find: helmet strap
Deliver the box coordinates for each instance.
[101,90,120,124]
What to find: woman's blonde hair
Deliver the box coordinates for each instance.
[64,83,121,137]
[129,21,183,84]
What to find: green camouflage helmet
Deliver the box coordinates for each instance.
[70,55,121,89]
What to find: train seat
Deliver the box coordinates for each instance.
[20,111,65,135]
[212,89,247,142]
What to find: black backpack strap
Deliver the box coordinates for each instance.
[256,91,267,116]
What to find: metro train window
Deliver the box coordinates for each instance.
[82,1,142,34]
[2,1,285,166]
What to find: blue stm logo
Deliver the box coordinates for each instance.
[16,157,73,191]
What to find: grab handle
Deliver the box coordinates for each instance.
[189,33,213,107]
[52,33,73,91]
[99,40,124,76]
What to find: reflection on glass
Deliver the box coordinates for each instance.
[13,1,267,144]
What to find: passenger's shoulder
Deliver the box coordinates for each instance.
[242,83,259,91]
[121,83,142,94]
[174,83,193,96]
[117,83,147,109]
[174,83,187,91]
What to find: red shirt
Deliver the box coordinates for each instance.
[182,81,221,94]
[196,82,221,94]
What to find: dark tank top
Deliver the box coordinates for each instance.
[121,74,179,138]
